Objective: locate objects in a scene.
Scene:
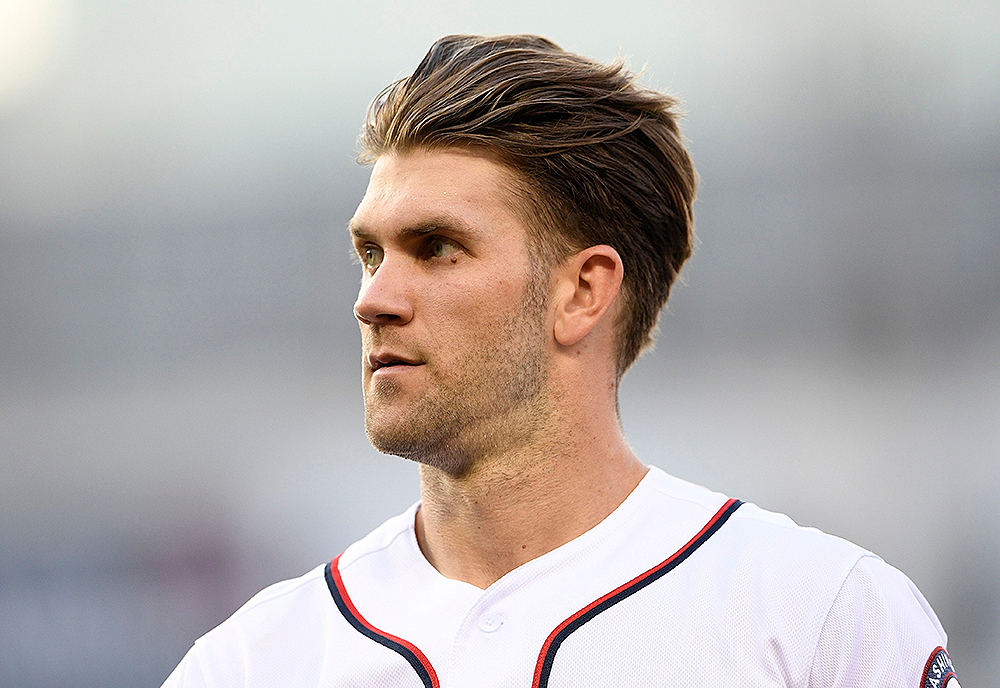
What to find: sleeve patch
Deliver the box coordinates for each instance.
[921,647,959,688]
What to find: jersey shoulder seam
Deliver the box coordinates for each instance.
[806,552,884,683]
[337,512,418,574]
[221,563,328,622]
[643,477,732,517]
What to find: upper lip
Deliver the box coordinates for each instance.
[368,352,422,371]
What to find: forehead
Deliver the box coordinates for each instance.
[350,148,529,242]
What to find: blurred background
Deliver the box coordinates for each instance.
[1,0,997,684]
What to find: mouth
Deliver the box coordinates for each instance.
[369,353,422,372]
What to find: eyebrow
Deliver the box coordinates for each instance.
[348,215,477,244]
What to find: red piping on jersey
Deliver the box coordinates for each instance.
[328,554,441,688]
[532,497,743,688]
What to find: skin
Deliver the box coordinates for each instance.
[350,148,647,589]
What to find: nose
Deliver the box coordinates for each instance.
[353,258,414,326]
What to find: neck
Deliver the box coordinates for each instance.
[414,398,646,589]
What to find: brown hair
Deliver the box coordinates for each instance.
[360,34,697,377]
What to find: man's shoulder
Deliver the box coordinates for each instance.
[645,466,870,561]
[640,466,882,617]
[548,470,951,686]
[162,564,334,687]
[163,506,423,688]
[206,503,421,638]
[203,563,331,641]
[729,499,872,563]
[724,499,881,601]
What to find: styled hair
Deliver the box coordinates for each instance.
[360,34,697,377]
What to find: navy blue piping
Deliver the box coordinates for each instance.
[324,562,435,688]
[536,499,743,688]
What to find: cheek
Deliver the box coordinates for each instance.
[421,283,518,355]
[429,271,517,314]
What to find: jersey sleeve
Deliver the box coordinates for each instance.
[808,555,956,688]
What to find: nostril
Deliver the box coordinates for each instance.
[355,309,407,326]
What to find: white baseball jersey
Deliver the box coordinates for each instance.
[162,467,958,687]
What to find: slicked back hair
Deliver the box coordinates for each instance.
[360,34,697,378]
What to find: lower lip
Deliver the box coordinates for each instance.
[372,364,422,377]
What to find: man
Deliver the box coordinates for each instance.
[163,35,958,687]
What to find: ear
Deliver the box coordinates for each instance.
[552,245,624,347]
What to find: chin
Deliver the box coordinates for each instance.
[364,397,478,469]
[365,420,473,476]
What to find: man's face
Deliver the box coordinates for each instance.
[349,148,553,475]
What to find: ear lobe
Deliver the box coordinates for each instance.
[553,245,624,347]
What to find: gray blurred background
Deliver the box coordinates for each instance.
[1,0,997,685]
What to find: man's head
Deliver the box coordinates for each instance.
[360,34,697,377]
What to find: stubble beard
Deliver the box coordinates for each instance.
[363,275,552,477]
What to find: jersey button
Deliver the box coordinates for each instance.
[478,613,503,633]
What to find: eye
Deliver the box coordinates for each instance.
[361,245,383,270]
[428,236,459,259]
